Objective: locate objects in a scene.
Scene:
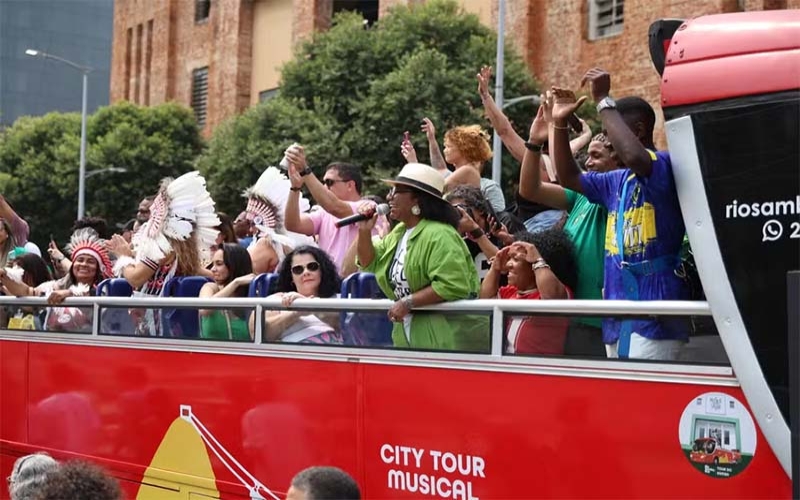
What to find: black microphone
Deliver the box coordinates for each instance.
[335,204,390,228]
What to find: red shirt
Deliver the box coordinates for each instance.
[498,285,572,355]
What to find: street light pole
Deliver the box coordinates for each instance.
[25,49,92,220]
[491,0,506,185]
[78,71,88,220]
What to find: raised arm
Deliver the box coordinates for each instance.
[581,68,653,177]
[548,89,589,194]
[0,195,29,244]
[569,118,593,156]
[479,246,510,298]
[477,66,526,162]
[285,146,355,219]
[421,118,447,173]
[518,102,569,210]
[512,242,568,300]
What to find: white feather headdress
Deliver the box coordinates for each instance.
[243,167,310,234]
[134,171,220,263]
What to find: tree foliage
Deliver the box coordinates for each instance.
[0,101,203,246]
[199,0,540,214]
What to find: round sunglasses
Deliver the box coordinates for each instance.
[291,261,321,275]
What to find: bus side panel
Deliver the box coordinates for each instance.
[361,364,790,498]
[0,341,29,444]
[17,341,363,496]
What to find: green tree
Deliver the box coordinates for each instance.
[0,101,203,247]
[199,0,539,213]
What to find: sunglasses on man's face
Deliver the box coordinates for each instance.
[291,261,321,275]
[323,179,347,187]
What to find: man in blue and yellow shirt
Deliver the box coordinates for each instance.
[550,68,689,360]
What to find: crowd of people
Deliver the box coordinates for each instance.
[7,453,361,500]
[0,66,708,362]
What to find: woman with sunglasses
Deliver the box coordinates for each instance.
[250,245,343,343]
[356,163,489,352]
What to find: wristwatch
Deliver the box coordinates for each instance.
[524,141,544,152]
[298,165,313,176]
[468,227,485,240]
[596,96,617,113]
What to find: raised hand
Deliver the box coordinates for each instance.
[107,234,133,258]
[580,67,611,102]
[400,132,418,163]
[455,206,480,235]
[510,241,542,264]
[550,87,587,126]
[284,145,307,172]
[477,65,493,98]
[490,246,512,273]
[287,162,304,189]
[528,104,549,144]
[421,117,436,143]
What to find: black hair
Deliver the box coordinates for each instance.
[326,163,363,194]
[290,466,361,500]
[34,460,122,500]
[276,246,341,298]
[216,212,238,245]
[14,253,52,288]
[415,190,461,229]
[513,228,578,291]
[445,184,497,231]
[220,243,253,298]
[71,217,110,239]
[617,96,656,142]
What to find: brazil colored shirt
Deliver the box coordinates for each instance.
[580,150,689,344]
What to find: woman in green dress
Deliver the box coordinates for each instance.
[199,243,255,340]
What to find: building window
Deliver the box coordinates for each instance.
[259,88,279,102]
[195,0,210,23]
[192,67,209,128]
[588,0,624,40]
[333,0,379,26]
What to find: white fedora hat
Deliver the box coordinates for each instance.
[383,163,445,199]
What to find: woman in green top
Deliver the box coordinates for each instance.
[356,163,489,352]
[199,243,255,340]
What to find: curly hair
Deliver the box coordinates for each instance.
[513,229,578,291]
[444,125,493,165]
[9,453,58,500]
[34,460,121,500]
[415,190,461,229]
[445,184,497,230]
[276,246,341,298]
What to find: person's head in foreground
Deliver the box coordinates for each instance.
[33,460,121,500]
[8,453,58,500]
[286,466,361,500]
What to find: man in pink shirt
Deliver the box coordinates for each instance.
[0,195,30,246]
[284,147,375,269]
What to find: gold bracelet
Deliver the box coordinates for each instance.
[552,124,570,130]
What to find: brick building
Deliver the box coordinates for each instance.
[110,0,799,137]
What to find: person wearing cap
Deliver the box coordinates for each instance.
[7,452,59,500]
[355,163,489,352]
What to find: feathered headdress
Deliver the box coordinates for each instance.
[67,228,113,279]
[243,167,310,234]
[134,171,220,263]
[243,166,316,258]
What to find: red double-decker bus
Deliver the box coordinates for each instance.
[1,9,797,499]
